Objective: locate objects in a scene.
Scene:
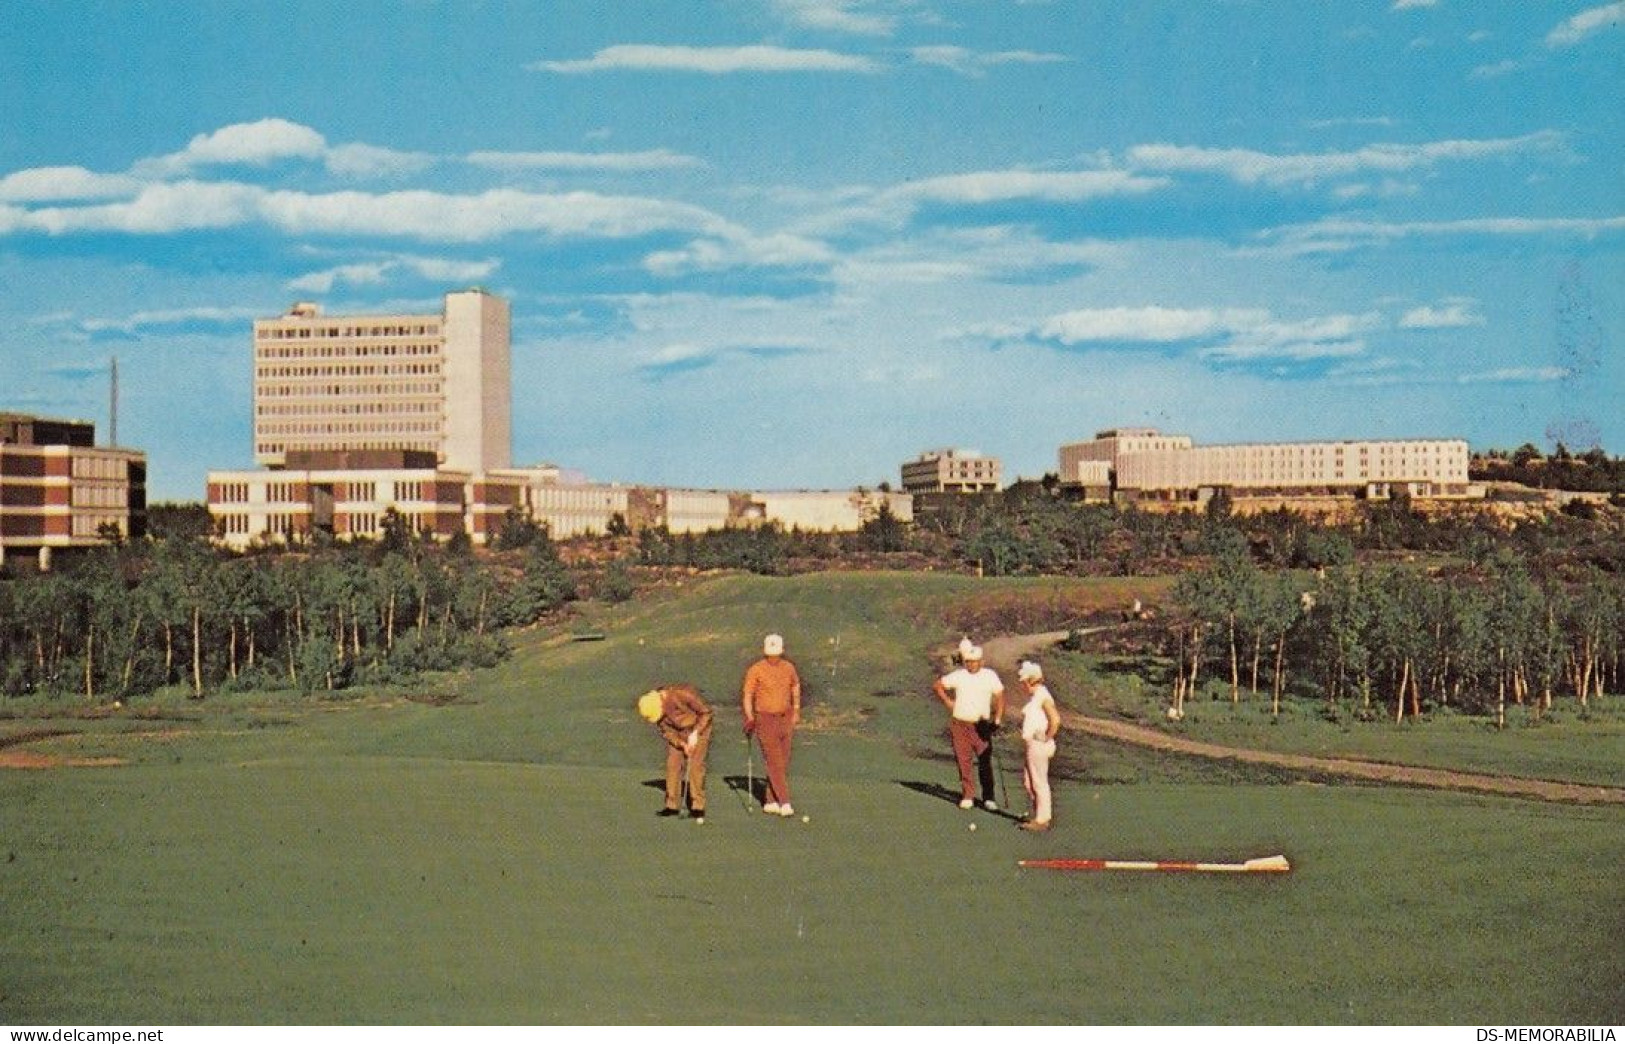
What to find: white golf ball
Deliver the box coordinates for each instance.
[802,815,810,823]
[968,823,977,832]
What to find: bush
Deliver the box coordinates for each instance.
[600,559,637,603]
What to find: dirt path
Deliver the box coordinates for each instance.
[973,631,1625,807]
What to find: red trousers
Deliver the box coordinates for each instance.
[949,718,996,802]
[755,711,794,805]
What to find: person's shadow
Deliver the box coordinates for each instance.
[897,780,1022,821]
[723,774,766,806]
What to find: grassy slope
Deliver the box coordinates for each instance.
[1071,653,1625,788]
[2,572,1621,1024]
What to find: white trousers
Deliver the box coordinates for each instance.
[1023,737,1056,823]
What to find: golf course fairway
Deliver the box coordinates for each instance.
[2,573,1620,1024]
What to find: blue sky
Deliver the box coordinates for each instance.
[2,1,1620,501]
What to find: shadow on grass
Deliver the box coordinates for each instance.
[722,773,767,807]
[897,779,1023,821]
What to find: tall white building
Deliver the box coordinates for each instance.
[253,289,510,472]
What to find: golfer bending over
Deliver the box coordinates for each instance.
[933,644,1005,811]
[742,633,802,817]
[638,684,713,824]
[1016,661,1061,832]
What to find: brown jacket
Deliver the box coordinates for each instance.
[657,683,713,750]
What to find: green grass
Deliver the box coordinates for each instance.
[2,572,1621,1024]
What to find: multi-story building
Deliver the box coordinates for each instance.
[901,448,1001,495]
[0,413,146,568]
[253,290,510,472]
[213,288,916,546]
[1058,428,1479,506]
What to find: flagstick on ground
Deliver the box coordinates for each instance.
[1018,854,1291,874]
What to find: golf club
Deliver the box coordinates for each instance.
[988,720,1011,811]
[735,727,756,813]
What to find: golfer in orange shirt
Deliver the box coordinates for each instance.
[742,633,802,817]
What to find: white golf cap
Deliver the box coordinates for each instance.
[964,645,984,661]
[1018,661,1043,682]
[958,636,975,657]
[763,633,784,655]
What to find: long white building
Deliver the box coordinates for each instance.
[1059,428,1478,503]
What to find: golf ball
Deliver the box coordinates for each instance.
[968,823,977,832]
[802,815,810,823]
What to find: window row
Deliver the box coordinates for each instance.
[257,363,442,380]
[259,421,440,437]
[255,342,440,358]
[257,401,441,417]
[258,324,439,340]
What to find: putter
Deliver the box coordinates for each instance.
[734,730,755,812]
[988,725,1011,811]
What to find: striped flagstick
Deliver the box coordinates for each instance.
[1018,854,1291,874]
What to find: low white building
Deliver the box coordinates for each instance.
[1059,428,1480,503]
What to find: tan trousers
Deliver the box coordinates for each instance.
[664,721,711,812]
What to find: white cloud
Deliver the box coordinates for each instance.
[1305,117,1397,130]
[0,167,142,203]
[76,306,265,334]
[1469,60,1522,79]
[1,181,736,243]
[769,0,895,36]
[1546,3,1623,47]
[1259,214,1625,254]
[908,46,1067,76]
[259,188,736,242]
[643,232,834,275]
[288,255,501,294]
[1008,305,1378,362]
[1399,301,1484,329]
[126,119,435,181]
[1127,132,1561,188]
[833,227,1119,286]
[885,168,1168,206]
[1391,0,1438,9]
[136,118,328,176]
[1457,367,1571,384]
[530,44,880,74]
[13,181,265,235]
[467,149,704,172]
[325,143,436,179]
[1037,306,1257,343]
[1205,313,1378,361]
[1332,178,1419,200]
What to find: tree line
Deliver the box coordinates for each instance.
[1473,442,1624,497]
[0,509,575,702]
[1167,539,1621,726]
